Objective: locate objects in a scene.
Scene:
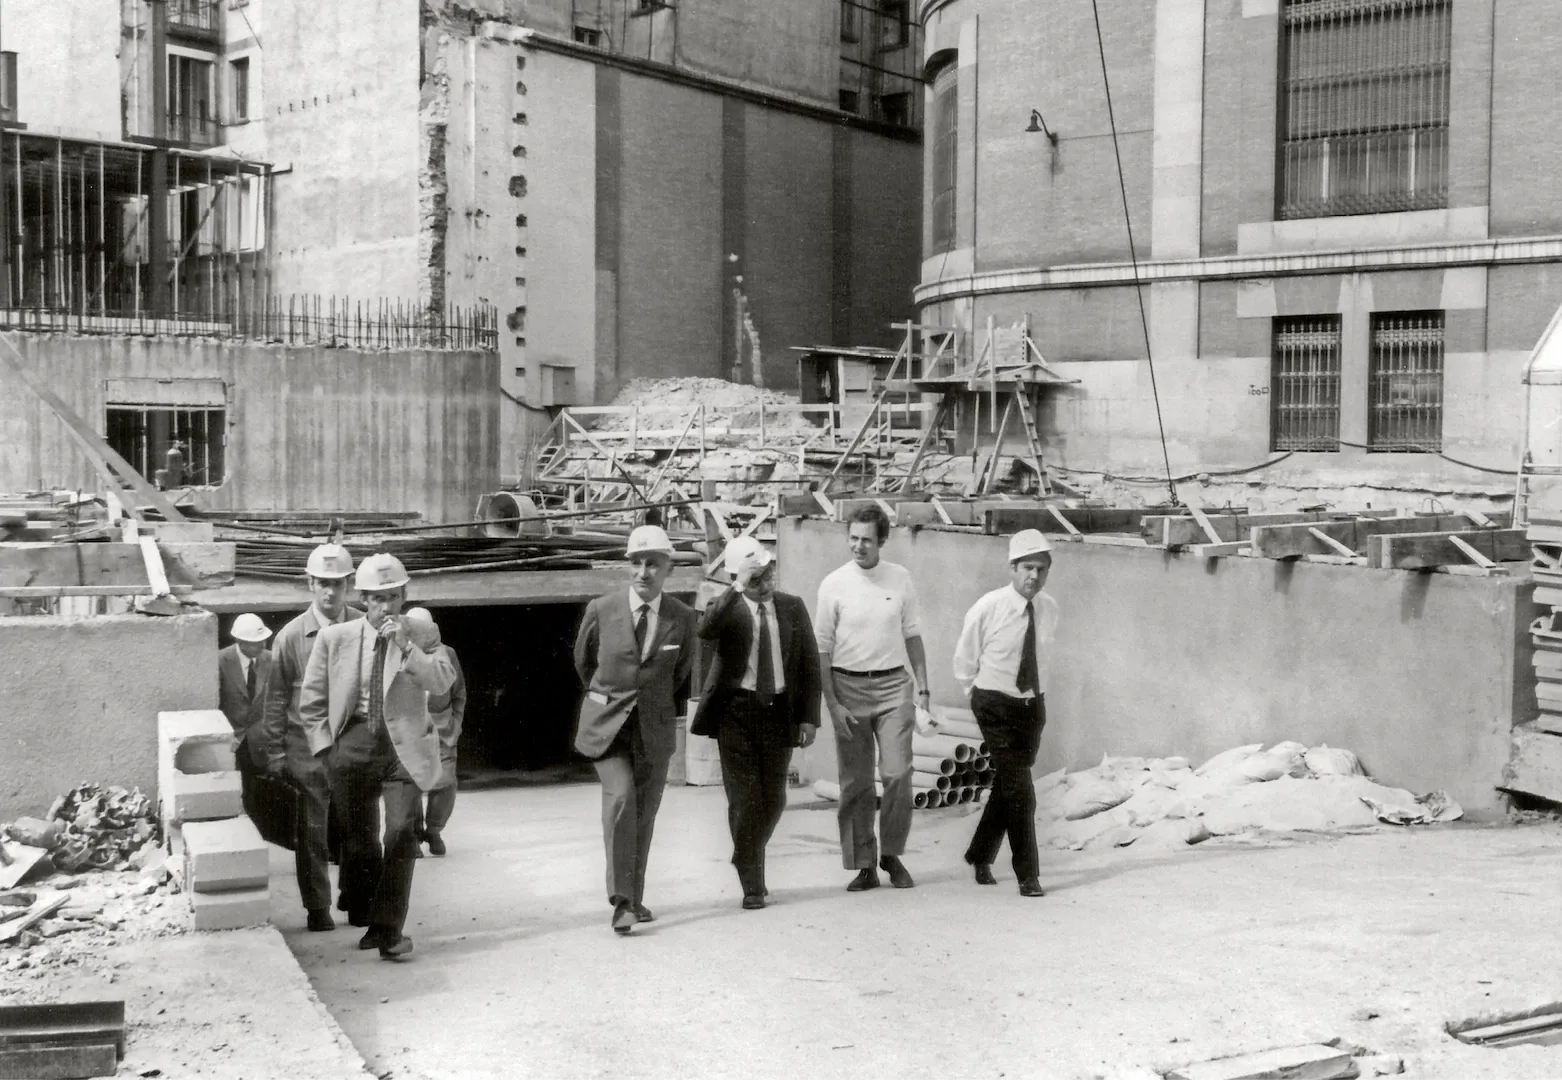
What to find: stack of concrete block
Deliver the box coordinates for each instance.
[157,709,270,931]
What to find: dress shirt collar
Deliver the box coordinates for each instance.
[1006,585,1036,612]
[629,589,663,616]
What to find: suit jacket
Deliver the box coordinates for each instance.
[218,645,273,766]
[573,590,696,760]
[428,646,467,754]
[690,586,820,741]
[298,618,456,791]
[259,604,364,770]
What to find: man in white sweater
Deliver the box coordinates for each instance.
[816,505,930,892]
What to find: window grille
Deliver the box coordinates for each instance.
[929,64,958,254]
[106,405,226,485]
[1278,0,1450,219]
[1271,315,1342,451]
[1368,310,1443,451]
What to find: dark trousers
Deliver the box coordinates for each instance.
[417,749,460,838]
[283,726,333,913]
[593,711,671,906]
[327,719,422,937]
[715,694,793,896]
[964,689,1046,882]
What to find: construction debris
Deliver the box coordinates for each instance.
[4,786,161,875]
[1038,743,1462,852]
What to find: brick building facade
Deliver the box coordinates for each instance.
[916,0,1562,508]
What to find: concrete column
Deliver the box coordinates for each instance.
[1338,274,1374,446]
[1150,0,1204,260]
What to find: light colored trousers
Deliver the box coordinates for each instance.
[830,668,915,869]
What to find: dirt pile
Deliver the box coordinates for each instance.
[600,377,815,437]
[1038,742,1463,852]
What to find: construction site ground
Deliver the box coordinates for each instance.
[266,784,1562,1080]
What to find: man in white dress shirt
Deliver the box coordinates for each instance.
[952,529,1060,897]
[816,505,929,891]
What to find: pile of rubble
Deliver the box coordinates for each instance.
[0,784,186,982]
[600,377,815,438]
[1038,742,1463,852]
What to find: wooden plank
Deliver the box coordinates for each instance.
[0,542,234,589]
[1253,515,1497,561]
[0,1042,119,1080]
[930,497,955,526]
[1368,528,1528,570]
[1046,505,1082,540]
[811,490,835,517]
[1166,1043,1356,1080]
[776,493,822,517]
[1147,508,1404,547]
[984,506,1170,536]
[1449,534,1498,569]
[831,496,926,523]
[1306,526,1359,558]
[1502,727,1562,802]
[0,1000,125,1052]
[1187,541,1251,558]
[0,892,67,944]
[1185,504,1224,545]
[0,585,194,599]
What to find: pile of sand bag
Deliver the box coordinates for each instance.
[1037,742,1462,852]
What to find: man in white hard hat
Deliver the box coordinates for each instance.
[259,542,358,933]
[218,613,274,832]
[691,535,820,909]
[404,607,466,857]
[573,524,696,935]
[952,528,1059,897]
[300,553,454,960]
[816,503,929,892]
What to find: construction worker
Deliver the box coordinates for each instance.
[691,535,821,909]
[405,607,467,857]
[816,505,928,892]
[952,529,1059,897]
[572,525,696,935]
[218,613,274,835]
[300,553,454,960]
[259,543,357,933]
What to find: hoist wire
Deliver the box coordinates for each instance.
[1088,0,1179,507]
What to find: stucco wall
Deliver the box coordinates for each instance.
[0,613,217,820]
[0,333,499,524]
[10,0,122,138]
[780,518,1528,814]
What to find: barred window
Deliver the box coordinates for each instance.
[1368,310,1443,451]
[1271,316,1342,452]
[929,63,958,254]
[1278,0,1450,220]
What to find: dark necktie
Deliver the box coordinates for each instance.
[755,602,776,698]
[634,605,649,661]
[244,659,256,701]
[367,635,388,734]
[1016,600,1039,696]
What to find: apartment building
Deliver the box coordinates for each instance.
[915,0,1562,506]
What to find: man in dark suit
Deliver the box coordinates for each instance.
[218,613,274,831]
[691,535,821,909]
[574,524,697,935]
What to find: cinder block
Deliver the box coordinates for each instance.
[158,709,240,829]
[183,816,267,893]
[190,885,270,932]
[163,769,241,824]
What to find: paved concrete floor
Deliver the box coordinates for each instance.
[274,784,1562,1080]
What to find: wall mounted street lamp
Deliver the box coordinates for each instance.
[1024,109,1059,145]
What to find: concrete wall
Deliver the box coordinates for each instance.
[0,613,217,820]
[10,0,123,138]
[264,0,422,298]
[0,333,500,523]
[780,518,1529,814]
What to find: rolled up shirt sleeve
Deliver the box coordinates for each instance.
[952,600,985,698]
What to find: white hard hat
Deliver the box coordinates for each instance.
[230,613,271,642]
[625,524,675,560]
[305,543,354,580]
[1007,529,1054,562]
[724,535,774,578]
[355,552,410,592]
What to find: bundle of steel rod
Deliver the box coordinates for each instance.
[0,491,110,541]
[224,530,705,579]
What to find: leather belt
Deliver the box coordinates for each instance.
[729,688,781,707]
[830,666,905,679]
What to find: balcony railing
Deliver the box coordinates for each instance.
[166,110,219,147]
[166,0,220,41]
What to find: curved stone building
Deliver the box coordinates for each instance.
[915,0,1562,507]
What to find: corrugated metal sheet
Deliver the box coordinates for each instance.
[0,333,500,524]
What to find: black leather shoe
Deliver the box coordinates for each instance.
[1018,878,1046,897]
[973,863,998,886]
[357,926,387,950]
[347,909,371,928]
[426,832,447,857]
[612,901,636,935]
[378,934,414,960]
[880,856,915,889]
[741,894,767,910]
[306,909,336,932]
[846,868,881,892]
[633,903,655,923]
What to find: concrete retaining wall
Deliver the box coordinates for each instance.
[781,518,1532,814]
[0,613,218,820]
